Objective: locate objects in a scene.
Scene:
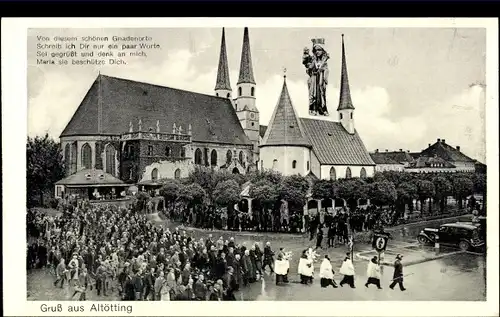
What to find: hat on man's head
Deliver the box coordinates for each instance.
[396,254,403,260]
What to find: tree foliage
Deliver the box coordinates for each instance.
[279,175,310,207]
[368,181,397,206]
[213,180,240,207]
[27,134,65,207]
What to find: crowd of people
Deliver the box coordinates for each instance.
[27,197,411,301]
[27,202,280,301]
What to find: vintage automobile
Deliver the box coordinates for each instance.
[417,222,485,251]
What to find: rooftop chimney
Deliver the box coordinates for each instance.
[385,149,388,152]
[375,149,379,153]
[407,150,410,153]
[437,138,441,142]
[456,146,460,151]
[399,149,403,152]
[442,139,446,144]
[428,143,431,147]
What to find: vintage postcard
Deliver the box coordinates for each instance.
[1,18,499,316]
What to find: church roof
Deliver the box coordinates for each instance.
[420,139,475,162]
[409,156,456,169]
[300,118,375,166]
[60,75,252,146]
[215,28,232,91]
[237,27,256,85]
[261,77,311,148]
[56,169,126,187]
[370,152,403,165]
[337,34,355,111]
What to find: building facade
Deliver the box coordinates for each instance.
[260,35,375,180]
[59,28,260,184]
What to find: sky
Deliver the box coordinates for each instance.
[27,27,486,163]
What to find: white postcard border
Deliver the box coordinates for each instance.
[2,17,499,317]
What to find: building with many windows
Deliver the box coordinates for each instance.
[58,28,259,192]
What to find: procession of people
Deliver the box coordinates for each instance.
[27,198,408,301]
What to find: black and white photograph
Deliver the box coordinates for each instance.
[2,18,499,316]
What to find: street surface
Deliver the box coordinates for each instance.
[27,215,486,301]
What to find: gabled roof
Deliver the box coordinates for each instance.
[420,140,476,163]
[56,169,126,187]
[337,35,355,111]
[261,77,311,148]
[370,152,403,165]
[215,28,232,91]
[237,27,256,85]
[409,156,456,168]
[60,75,251,146]
[376,151,415,164]
[300,118,375,166]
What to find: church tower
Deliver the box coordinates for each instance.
[214,28,232,99]
[337,34,356,135]
[235,27,260,164]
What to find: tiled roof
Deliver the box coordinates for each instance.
[215,28,232,91]
[420,140,476,163]
[237,27,256,85]
[369,153,403,165]
[409,156,456,168]
[261,78,311,147]
[56,169,126,186]
[259,125,267,138]
[300,118,375,166]
[376,151,415,164]
[409,152,421,159]
[337,35,355,111]
[60,75,251,146]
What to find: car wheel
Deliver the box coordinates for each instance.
[459,241,470,251]
[417,235,429,244]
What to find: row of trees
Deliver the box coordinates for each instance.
[152,166,486,220]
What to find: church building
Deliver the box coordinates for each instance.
[259,35,375,180]
[58,27,260,187]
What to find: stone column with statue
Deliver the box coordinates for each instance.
[302,38,330,116]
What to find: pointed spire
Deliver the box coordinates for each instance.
[215,28,232,91]
[337,34,355,111]
[261,76,310,147]
[237,27,256,85]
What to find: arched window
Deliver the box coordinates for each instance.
[272,159,278,170]
[307,161,310,171]
[227,93,230,98]
[239,151,244,165]
[329,167,337,180]
[210,149,218,166]
[216,93,219,97]
[194,148,203,165]
[350,113,353,119]
[340,113,343,120]
[226,150,232,163]
[292,160,297,169]
[174,169,181,179]
[251,87,255,97]
[345,167,352,179]
[81,143,92,170]
[70,142,77,174]
[238,87,242,97]
[180,147,186,158]
[64,144,70,174]
[105,144,116,176]
[232,167,240,174]
[148,145,154,156]
[165,147,171,157]
[151,168,159,181]
[360,167,367,179]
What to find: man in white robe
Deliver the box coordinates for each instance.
[319,255,338,288]
[298,250,314,284]
[365,256,382,289]
[339,252,356,288]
